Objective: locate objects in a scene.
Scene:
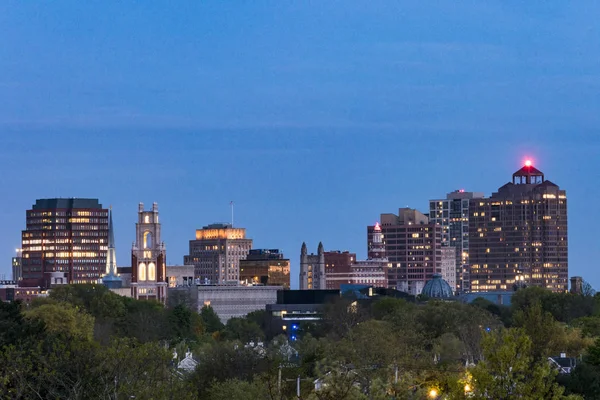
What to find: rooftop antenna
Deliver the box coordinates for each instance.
[230,201,234,227]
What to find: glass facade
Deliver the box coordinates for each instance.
[20,199,108,288]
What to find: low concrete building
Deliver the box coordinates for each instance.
[167,265,195,287]
[110,288,133,298]
[192,284,282,323]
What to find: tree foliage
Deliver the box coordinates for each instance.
[25,302,95,341]
[1,284,599,399]
[200,305,225,334]
[471,328,575,400]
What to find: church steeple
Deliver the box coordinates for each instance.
[102,207,122,289]
[131,202,168,303]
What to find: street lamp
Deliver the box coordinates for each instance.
[428,388,439,399]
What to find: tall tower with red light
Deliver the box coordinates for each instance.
[468,160,568,293]
[513,159,544,185]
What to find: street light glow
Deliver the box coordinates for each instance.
[428,388,438,398]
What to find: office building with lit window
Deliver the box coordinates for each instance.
[184,223,253,284]
[367,208,442,295]
[468,162,568,293]
[429,190,484,293]
[20,198,108,288]
[239,249,290,289]
[323,250,356,290]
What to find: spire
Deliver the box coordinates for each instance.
[318,242,324,254]
[108,206,115,250]
[103,207,122,289]
[301,242,307,255]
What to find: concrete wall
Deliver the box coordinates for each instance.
[167,265,195,287]
[196,285,282,323]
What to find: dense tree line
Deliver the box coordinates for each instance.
[1,284,600,399]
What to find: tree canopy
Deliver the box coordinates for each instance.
[1,284,599,398]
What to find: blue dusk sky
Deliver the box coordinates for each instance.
[1,2,599,289]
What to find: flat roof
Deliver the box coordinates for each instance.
[32,198,103,210]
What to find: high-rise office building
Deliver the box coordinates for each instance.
[131,203,168,302]
[299,242,326,290]
[20,198,108,288]
[367,208,442,295]
[239,249,290,288]
[429,190,484,293]
[184,223,253,284]
[468,162,568,292]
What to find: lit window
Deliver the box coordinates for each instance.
[138,262,147,281]
[148,262,156,281]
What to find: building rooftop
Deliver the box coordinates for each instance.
[421,274,453,298]
[512,162,544,185]
[32,198,103,210]
[202,223,233,229]
[245,249,287,260]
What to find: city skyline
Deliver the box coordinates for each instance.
[2,2,600,289]
[3,156,592,290]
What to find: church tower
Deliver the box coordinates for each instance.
[299,242,326,290]
[131,202,167,303]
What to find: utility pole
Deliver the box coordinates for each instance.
[230,201,234,227]
[297,375,301,399]
[278,365,282,398]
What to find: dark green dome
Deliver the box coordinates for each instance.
[421,274,453,298]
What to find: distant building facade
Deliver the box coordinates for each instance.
[131,203,168,303]
[12,254,22,283]
[20,198,108,288]
[440,247,456,292]
[299,242,326,290]
[323,251,356,290]
[368,208,442,295]
[194,285,281,323]
[570,276,583,294]
[323,225,390,289]
[116,266,132,287]
[468,162,568,293]
[185,223,252,284]
[0,282,47,304]
[429,190,484,293]
[167,265,195,287]
[357,222,390,288]
[239,249,290,289]
[349,259,388,287]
